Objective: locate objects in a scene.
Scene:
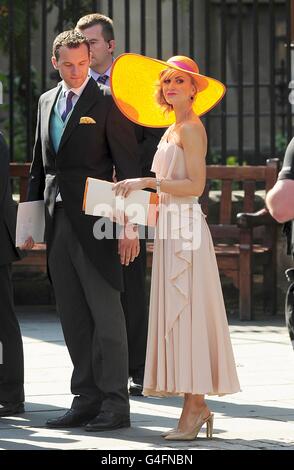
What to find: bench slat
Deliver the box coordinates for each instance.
[206,165,267,180]
[210,224,240,239]
[243,180,256,213]
[220,180,232,224]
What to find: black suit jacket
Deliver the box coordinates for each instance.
[0,132,20,266]
[27,77,140,291]
[134,126,165,178]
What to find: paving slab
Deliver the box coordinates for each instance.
[0,310,294,451]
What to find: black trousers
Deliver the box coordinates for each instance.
[121,239,148,377]
[48,207,129,415]
[0,264,24,404]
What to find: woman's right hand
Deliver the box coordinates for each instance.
[113,178,146,198]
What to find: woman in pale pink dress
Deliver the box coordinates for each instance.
[111,53,240,441]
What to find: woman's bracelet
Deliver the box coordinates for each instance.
[156,177,163,195]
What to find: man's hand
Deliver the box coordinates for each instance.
[19,236,35,250]
[118,225,140,266]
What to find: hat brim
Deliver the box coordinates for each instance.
[110,53,226,128]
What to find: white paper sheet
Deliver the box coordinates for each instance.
[16,200,45,247]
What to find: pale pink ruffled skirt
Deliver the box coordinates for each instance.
[143,198,240,397]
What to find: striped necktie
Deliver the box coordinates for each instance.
[97,74,108,85]
[61,90,75,122]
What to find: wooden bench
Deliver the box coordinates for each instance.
[147,159,280,320]
[11,160,280,319]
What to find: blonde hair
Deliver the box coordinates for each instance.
[155,69,197,114]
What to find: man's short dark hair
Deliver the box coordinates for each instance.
[76,13,114,42]
[53,30,90,60]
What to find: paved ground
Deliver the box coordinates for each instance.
[0,309,294,451]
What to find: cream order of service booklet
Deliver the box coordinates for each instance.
[83,178,158,227]
[16,200,45,247]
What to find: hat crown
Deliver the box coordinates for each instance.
[167,56,199,74]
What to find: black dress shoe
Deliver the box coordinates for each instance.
[46,408,97,428]
[129,375,143,396]
[0,402,25,417]
[85,410,130,432]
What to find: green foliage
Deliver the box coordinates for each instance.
[0,0,96,49]
[0,1,97,161]
[0,1,40,160]
[226,155,238,166]
[275,132,287,154]
[0,1,39,71]
[0,71,39,162]
[47,0,99,31]
[209,148,222,164]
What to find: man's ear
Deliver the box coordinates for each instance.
[108,39,116,53]
[51,56,58,70]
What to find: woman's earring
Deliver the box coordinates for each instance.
[190,96,194,101]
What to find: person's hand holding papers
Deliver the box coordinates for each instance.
[113,178,147,198]
[20,236,35,251]
[16,200,44,250]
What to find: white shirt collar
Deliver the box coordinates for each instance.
[61,75,90,97]
[89,61,113,82]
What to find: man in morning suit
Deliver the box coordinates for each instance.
[26,30,141,431]
[76,13,164,395]
[0,132,24,417]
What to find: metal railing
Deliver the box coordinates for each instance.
[1,0,293,164]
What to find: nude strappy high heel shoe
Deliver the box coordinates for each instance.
[164,412,214,441]
[161,427,177,437]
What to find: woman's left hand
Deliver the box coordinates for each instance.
[113,178,146,197]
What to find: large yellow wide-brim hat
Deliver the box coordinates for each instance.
[110,53,226,128]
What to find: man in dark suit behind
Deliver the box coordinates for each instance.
[26,30,141,431]
[0,132,24,417]
[76,14,164,395]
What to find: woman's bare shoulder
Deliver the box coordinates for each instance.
[180,119,207,141]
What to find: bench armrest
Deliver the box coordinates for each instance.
[236,207,277,229]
